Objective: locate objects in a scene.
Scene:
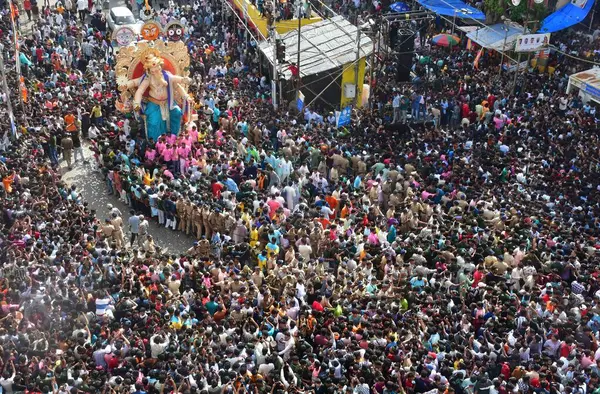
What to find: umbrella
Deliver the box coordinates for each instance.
[431,34,461,47]
[389,1,410,12]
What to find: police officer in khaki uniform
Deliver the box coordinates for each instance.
[202,204,212,239]
[249,126,261,147]
[223,211,235,236]
[350,155,360,175]
[101,219,116,244]
[197,235,210,259]
[110,213,125,250]
[208,209,219,239]
[357,157,367,176]
[184,198,194,235]
[332,153,349,176]
[176,195,186,232]
[191,204,203,239]
[214,210,225,235]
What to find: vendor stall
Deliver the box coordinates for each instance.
[567,67,600,104]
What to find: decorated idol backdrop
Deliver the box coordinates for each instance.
[114,22,197,141]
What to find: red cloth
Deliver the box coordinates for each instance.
[312,301,324,312]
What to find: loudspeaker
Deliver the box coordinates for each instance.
[397,29,415,53]
[396,53,412,82]
[396,29,415,83]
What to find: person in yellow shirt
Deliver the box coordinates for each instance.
[249,224,259,249]
[240,210,251,225]
[91,103,103,126]
[143,170,154,186]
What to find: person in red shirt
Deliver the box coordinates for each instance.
[35,46,44,65]
[211,178,223,198]
[312,299,324,312]
[104,350,120,371]
[472,265,485,288]
[266,196,281,219]
[461,102,470,119]
[560,338,573,358]
[23,0,32,20]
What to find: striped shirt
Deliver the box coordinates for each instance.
[95,297,111,316]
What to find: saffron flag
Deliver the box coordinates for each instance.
[10,2,17,20]
[466,38,473,51]
[474,48,483,70]
[19,76,27,103]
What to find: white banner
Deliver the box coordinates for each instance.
[507,60,529,73]
[515,33,550,52]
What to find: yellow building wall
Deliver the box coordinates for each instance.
[275,17,322,35]
[231,0,321,38]
[340,57,366,108]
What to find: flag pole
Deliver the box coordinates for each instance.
[8,0,25,113]
[0,51,16,142]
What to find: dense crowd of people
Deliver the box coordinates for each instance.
[2,0,600,394]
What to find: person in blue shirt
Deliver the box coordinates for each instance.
[212,106,221,128]
[268,228,282,245]
[223,177,239,193]
[205,296,219,315]
[410,275,426,292]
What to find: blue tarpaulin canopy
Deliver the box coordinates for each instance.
[390,1,411,12]
[539,0,595,33]
[415,0,486,20]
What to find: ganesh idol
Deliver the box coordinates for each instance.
[122,51,192,141]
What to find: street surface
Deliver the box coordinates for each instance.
[60,146,193,255]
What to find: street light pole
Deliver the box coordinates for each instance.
[521,20,538,94]
[452,9,456,34]
[296,1,301,101]
[0,51,15,137]
[511,19,528,95]
[271,29,278,110]
[353,27,361,107]
[498,22,509,76]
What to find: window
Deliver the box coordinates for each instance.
[113,13,135,24]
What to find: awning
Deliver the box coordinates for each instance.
[415,0,486,20]
[466,22,526,51]
[258,15,373,79]
[539,0,595,33]
[567,67,600,104]
[457,25,479,33]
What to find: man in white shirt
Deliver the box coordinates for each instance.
[392,92,401,123]
[277,332,295,361]
[77,0,87,22]
[0,360,16,394]
[150,334,170,357]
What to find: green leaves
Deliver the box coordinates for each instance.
[483,0,505,22]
